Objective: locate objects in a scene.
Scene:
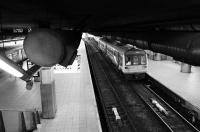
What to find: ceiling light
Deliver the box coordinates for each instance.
[0,56,23,77]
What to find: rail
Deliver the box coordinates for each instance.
[144,83,200,132]
[86,39,177,132]
[130,80,199,132]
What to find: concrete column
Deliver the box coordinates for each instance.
[147,50,154,60]
[180,62,191,73]
[153,53,162,61]
[40,67,57,118]
[161,54,167,60]
[166,56,173,61]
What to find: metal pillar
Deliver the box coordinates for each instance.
[40,67,57,118]
[147,50,154,60]
[161,54,167,60]
[180,62,191,73]
[153,53,162,61]
[166,56,173,61]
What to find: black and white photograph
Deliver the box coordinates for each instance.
[0,1,199,132]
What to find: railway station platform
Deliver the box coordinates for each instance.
[0,40,102,132]
[39,40,102,132]
[147,59,200,119]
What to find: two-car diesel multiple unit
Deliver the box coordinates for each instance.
[96,37,147,79]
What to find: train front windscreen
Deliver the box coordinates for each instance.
[125,55,146,66]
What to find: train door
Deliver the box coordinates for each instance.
[105,43,107,54]
[121,54,125,70]
[113,50,118,66]
[117,52,119,68]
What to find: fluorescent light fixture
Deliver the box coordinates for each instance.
[0,58,23,77]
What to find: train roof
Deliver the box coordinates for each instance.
[99,37,117,44]
[99,38,146,54]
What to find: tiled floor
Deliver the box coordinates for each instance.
[147,59,200,111]
[0,72,41,110]
[37,40,102,132]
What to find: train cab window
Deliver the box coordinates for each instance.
[141,55,146,64]
[133,56,139,65]
[125,56,132,65]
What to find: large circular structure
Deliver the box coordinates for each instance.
[23,29,65,66]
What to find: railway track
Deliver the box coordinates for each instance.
[85,39,199,132]
[144,75,200,130]
[130,81,199,132]
[85,40,137,132]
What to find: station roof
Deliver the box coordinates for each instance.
[0,0,200,34]
[1,1,200,66]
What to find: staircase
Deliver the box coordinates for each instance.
[0,108,41,132]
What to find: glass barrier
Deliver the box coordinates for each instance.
[0,108,40,132]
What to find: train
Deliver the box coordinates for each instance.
[92,36,148,79]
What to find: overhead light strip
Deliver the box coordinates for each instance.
[0,58,23,77]
[0,54,24,77]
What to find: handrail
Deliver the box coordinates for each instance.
[0,108,39,112]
